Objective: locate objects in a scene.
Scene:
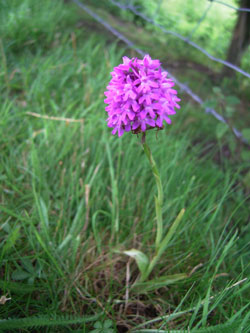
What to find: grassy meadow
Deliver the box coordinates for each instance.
[0,0,249,332]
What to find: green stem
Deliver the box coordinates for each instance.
[143,142,163,249]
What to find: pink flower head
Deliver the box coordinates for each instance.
[104,55,180,137]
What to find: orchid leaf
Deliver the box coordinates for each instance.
[133,273,188,293]
[124,249,149,276]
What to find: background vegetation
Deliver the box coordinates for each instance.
[0,0,249,332]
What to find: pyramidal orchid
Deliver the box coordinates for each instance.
[104,55,180,137]
[104,55,186,286]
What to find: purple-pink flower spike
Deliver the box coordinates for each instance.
[104,55,180,137]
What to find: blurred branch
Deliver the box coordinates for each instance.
[26,112,84,123]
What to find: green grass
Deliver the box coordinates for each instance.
[0,0,249,332]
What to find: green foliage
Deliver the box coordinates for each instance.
[133,273,188,293]
[132,320,244,332]
[11,258,46,284]
[104,0,250,72]
[0,313,102,330]
[0,0,249,331]
[242,128,250,142]
[204,86,250,165]
[90,319,115,333]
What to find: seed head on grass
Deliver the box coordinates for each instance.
[104,55,180,137]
